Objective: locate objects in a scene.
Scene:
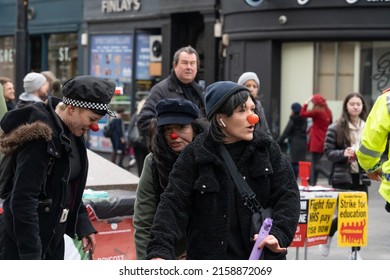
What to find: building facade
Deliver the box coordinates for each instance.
[0,0,84,92]
[222,0,390,136]
[2,0,390,140]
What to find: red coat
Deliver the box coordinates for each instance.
[300,104,332,153]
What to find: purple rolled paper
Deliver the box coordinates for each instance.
[249,217,273,260]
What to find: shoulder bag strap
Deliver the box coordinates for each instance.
[218,144,263,213]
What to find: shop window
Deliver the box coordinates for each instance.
[48,33,78,83]
[88,33,162,152]
[314,41,390,106]
[0,36,15,81]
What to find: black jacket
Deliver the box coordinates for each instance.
[0,97,95,259]
[137,71,205,135]
[324,123,370,187]
[146,131,300,260]
[277,114,307,163]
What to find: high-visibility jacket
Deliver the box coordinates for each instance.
[356,88,390,203]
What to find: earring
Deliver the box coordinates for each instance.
[220,119,226,127]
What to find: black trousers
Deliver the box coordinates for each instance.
[309,152,330,186]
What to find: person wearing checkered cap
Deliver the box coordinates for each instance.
[0,75,115,259]
[61,75,116,118]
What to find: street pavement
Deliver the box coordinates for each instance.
[287,178,390,260]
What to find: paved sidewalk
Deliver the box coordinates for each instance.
[87,149,139,191]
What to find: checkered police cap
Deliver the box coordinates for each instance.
[62,76,116,117]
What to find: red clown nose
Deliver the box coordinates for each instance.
[89,124,99,132]
[170,132,179,139]
[247,114,259,125]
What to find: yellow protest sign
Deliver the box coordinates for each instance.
[306,198,337,237]
[337,192,368,247]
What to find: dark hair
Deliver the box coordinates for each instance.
[116,107,125,114]
[152,117,208,190]
[172,45,200,70]
[209,90,253,143]
[335,92,368,147]
[0,77,12,85]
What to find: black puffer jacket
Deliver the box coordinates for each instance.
[324,123,370,186]
[146,131,300,260]
[0,97,95,259]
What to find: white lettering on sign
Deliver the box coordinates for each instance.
[0,49,15,63]
[101,0,141,13]
[58,47,71,62]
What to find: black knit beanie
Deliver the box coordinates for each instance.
[204,81,249,120]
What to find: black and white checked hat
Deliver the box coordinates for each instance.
[62,75,116,117]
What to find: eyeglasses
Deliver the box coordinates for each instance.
[163,124,191,135]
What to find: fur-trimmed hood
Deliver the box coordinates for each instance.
[0,100,59,155]
[0,121,52,154]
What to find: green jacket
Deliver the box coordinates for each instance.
[133,153,156,259]
[133,153,187,259]
[0,84,8,161]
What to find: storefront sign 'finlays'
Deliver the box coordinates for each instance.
[101,0,141,13]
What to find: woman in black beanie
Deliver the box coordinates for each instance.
[146,81,300,260]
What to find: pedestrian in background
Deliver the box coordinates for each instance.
[41,71,58,96]
[237,71,272,137]
[128,98,149,177]
[17,72,49,108]
[321,92,369,260]
[0,83,7,162]
[137,46,206,175]
[277,102,307,179]
[146,81,300,260]
[133,98,207,259]
[0,77,15,111]
[300,93,333,186]
[51,79,63,98]
[109,107,127,168]
[0,83,7,121]
[0,75,115,259]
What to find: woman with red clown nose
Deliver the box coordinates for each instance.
[0,75,115,260]
[146,81,300,260]
[133,98,208,259]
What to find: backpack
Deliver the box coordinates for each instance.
[127,113,143,147]
[103,123,111,138]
